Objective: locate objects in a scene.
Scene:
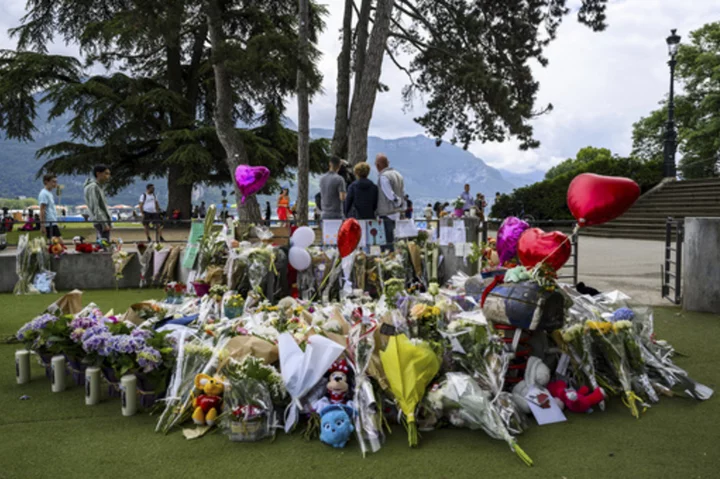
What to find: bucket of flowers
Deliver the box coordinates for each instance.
[452,197,465,218]
[223,294,245,319]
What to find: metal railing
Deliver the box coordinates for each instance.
[662,217,683,305]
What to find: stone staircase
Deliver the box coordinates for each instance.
[581,178,720,240]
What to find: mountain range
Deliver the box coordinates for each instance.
[0,105,544,208]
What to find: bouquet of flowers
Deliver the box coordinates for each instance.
[14,235,52,294]
[586,320,645,418]
[156,336,228,434]
[559,323,605,410]
[220,356,286,442]
[223,293,245,319]
[164,282,186,304]
[409,302,443,347]
[429,373,532,466]
[346,312,384,456]
[16,312,67,367]
[380,334,440,447]
[247,246,277,293]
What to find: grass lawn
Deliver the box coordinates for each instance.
[0,290,718,479]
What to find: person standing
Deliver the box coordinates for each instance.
[475,193,487,221]
[199,201,207,219]
[277,188,290,226]
[423,203,433,221]
[404,195,413,219]
[265,201,271,226]
[38,173,61,239]
[319,157,347,220]
[84,165,113,241]
[375,153,405,251]
[460,184,473,212]
[344,162,378,220]
[140,183,165,242]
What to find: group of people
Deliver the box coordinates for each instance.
[31,165,165,243]
[315,154,407,247]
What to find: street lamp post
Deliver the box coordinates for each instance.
[664,29,681,178]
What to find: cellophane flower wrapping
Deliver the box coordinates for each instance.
[221,356,284,442]
[432,372,532,466]
[156,334,228,434]
[346,315,384,456]
[14,235,52,295]
[278,332,345,433]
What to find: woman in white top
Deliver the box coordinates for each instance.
[139,183,165,242]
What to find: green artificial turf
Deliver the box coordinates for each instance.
[0,291,718,479]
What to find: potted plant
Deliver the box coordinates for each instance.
[191,279,211,297]
[224,293,245,319]
[452,197,465,218]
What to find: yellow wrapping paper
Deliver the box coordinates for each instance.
[380,334,441,447]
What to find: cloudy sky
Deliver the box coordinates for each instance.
[2,0,719,173]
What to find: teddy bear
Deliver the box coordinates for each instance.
[512,356,563,413]
[319,404,355,448]
[192,373,224,426]
[547,380,605,414]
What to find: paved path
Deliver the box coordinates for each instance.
[576,235,667,306]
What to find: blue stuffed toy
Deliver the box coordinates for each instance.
[319,404,355,448]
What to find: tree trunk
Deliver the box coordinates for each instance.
[296,0,311,226]
[166,164,193,221]
[330,0,354,159]
[207,0,261,223]
[164,7,193,219]
[347,0,395,165]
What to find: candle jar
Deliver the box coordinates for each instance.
[15,350,30,385]
[121,374,137,416]
[51,355,66,392]
[85,367,101,405]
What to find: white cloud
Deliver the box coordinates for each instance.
[3,0,719,173]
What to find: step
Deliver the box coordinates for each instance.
[663,179,720,187]
[580,229,669,240]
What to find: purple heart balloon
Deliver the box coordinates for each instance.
[234,165,270,203]
[497,216,530,265]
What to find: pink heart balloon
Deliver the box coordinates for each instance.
[234,165,270,203]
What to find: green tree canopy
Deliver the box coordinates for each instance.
[544,147,613,180]
[492,148,662,221]
[0,0,329,217]
[632,22,720,179]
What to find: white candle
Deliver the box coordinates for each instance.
[120,374,137,416]
[51,355,66,392]
[85,367,100,405]
[15,350,30,385]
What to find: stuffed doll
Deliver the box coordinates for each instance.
[326,359,351,405]
[192,373,224,426]
[48,237,66,258]
[319,404,355,448]
[547,380,605,414]
[512,356,563,413]
[73,236,100,254]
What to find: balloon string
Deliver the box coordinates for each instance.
[533,223,579,270]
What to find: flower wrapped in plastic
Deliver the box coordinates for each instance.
[586,320,646,418]
[632,308,713,401]
[247,246,277,293]
[278,332,345,433]
[614,320,659,404]
[431,373,532,466]
[380,334,440,447]
[346,312,384,456]
[220,356,285,442]
[559,323,605,411]
[156,335,228,434]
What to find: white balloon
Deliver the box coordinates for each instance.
[290,226,315,248]
[288,246,312,271]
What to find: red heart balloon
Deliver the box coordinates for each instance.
[517,228,571,271]
[338,218,362,258]
[567,173,640,227]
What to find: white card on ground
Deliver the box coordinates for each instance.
[526,386,566,425]
[395,219,418,238]
[322,220,342,246]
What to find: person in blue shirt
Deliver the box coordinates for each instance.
[38,173,61,239]
[460,184,473,212]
